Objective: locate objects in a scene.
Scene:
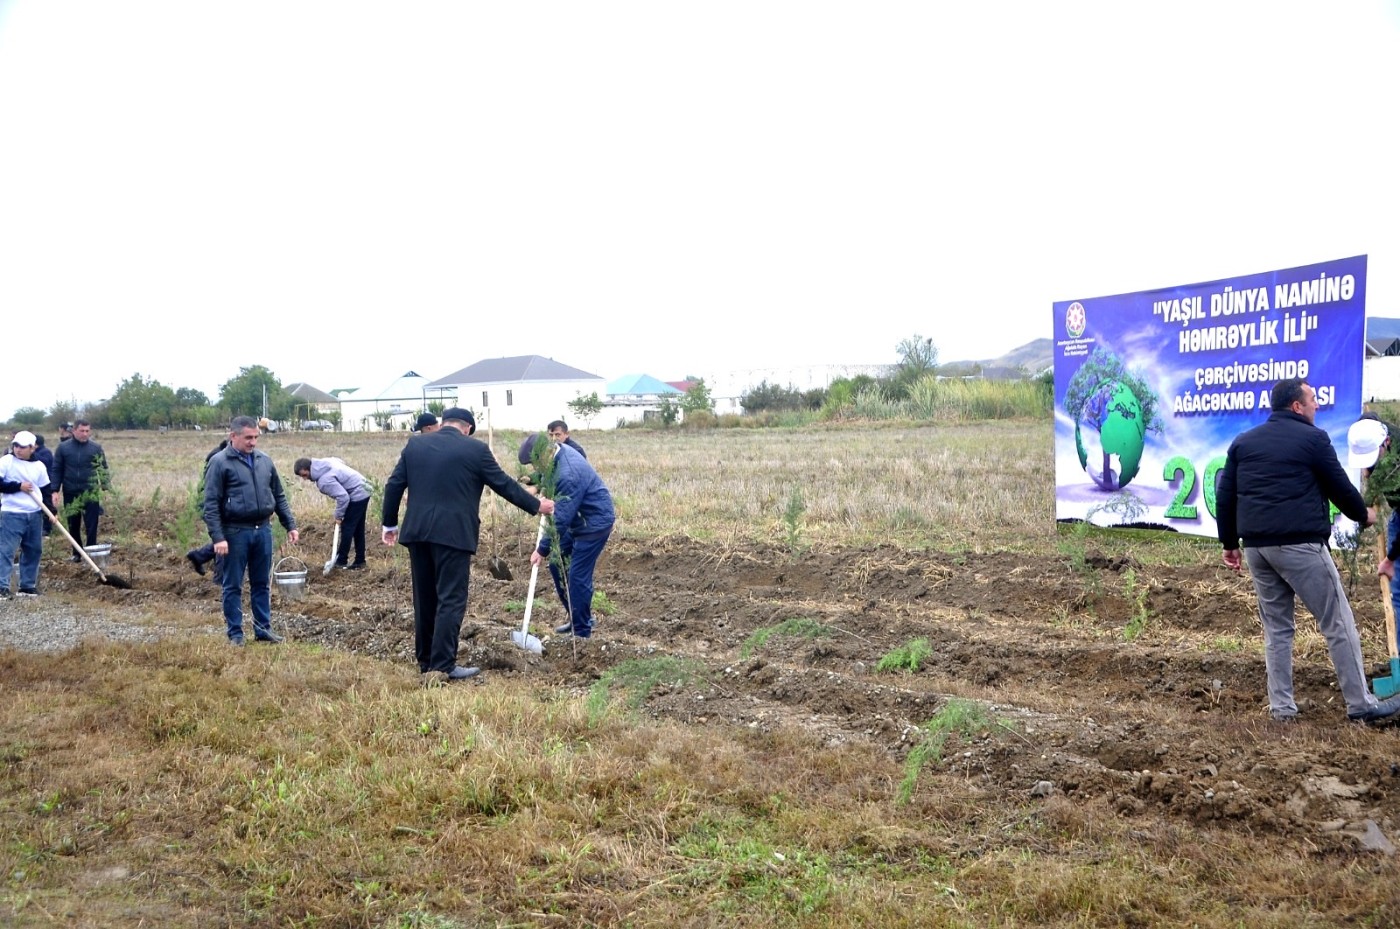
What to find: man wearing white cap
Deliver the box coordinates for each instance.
[0,431,51,599]
[1348,414,1400,603]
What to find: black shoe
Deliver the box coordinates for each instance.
[254,630,284,644]
[17,588,38,598]
[229,634,245,647]
[186,552,206,576]
[345,562,365,570]
[70,554,82,564]
[554,622,575,635]
[445,666,480,681]
[1349,694,1400,724]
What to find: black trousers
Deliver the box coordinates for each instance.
[63,493,101,546]
[335,497,369,566]
[406,542,473,673]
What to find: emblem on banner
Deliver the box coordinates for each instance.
[1065,302,1086,339]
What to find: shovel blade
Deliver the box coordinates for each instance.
[1373,658,1400,699]
[511,630,543,655]
[488,556,513,581]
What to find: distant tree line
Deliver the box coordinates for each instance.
[5,365,298,432]
[740,334,940,414]
[725,334,1051,424]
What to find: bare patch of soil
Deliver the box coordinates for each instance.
[39,521,1400,855]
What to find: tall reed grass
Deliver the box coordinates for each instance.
[852,376,1050,423]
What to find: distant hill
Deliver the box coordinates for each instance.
[942,338,1052,377]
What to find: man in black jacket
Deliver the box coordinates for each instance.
[50,420,108,558]
[203,417,299,645]
[382,407,554,681]
[547,420,586,459]
[1217,378,1400,724]
[31,435,54,538]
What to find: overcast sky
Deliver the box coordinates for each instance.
[2,1,1398,415]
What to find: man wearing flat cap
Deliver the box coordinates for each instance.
[519,431,614,639]
[382,407,554,682]
[413,412,439,435]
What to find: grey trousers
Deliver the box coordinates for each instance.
[1245,543,1377,717]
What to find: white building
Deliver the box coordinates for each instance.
[338,371,434,432]
[426,355,606,432]
[598,373,683,428]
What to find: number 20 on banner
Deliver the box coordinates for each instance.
[1163,456,1226,520]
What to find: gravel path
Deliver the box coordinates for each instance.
[0,594,180,653]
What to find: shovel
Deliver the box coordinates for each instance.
[510,515,546,655]
[323,522,341,576]
[30,490,132,590]
[487,501,512,580]
[1374,531,1400,698]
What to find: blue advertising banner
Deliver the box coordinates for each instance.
[1053,256,1367,537]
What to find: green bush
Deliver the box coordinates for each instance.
[682,410,718,429]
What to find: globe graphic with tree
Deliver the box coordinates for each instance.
[1074,381,1145,490]
[1065,349,1161,492]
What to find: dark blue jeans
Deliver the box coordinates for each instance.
[547,525,613,638]
[220,524,273,640]
[0,510,43,592]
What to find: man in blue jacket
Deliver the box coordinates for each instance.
[520,432,615,639]
[203,416,300,645]
[1217,378,1400,725]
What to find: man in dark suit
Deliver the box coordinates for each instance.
[382,407,554,681]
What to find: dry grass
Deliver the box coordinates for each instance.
[11,422,1400,926]
[7,639,1400,928]
[97,421,1054,553]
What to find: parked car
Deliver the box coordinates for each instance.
[299,420,334,431]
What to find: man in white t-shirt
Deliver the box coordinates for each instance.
[0,431,51,599]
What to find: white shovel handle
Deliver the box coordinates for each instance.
[28,488,107,579]
[521,514,547,636]
[324,521,341,574]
